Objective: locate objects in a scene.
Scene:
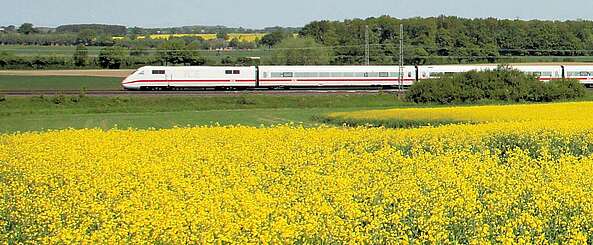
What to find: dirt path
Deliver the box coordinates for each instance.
[0,69,134,78]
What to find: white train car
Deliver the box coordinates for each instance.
[417,65,498,80]
[418,65,564,81]
[564,65,593,86]
[511,65,563,81]
[258,66,416,88]
[121,66,257,90]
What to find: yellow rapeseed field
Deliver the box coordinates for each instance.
[327,101,593,123]
[113,33,266,42]
[3,102,593,243]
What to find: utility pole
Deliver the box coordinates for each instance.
[365,25,370,65]
[398,24,404,91]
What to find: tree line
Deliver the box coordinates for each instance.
[3,16,593,69]
[299,15,593,64]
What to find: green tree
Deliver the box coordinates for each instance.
[17,23,37,35]
[158,40,205,65]
[73,45,88,67]
[229,38,240,48]
[98,46,127,69]
[158,39,186,65]
[259,30,288,47]
[76,29,96,45]
[268,37,331,65]
[216,32,229,40]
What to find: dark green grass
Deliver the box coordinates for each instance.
[0,76,123,90]
[0,108,369,132]
[315,116,473,129]
[0,94,413,132]
[0,94,409,116]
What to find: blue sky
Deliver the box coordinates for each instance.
[3,0,593,28]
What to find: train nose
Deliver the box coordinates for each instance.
[121,77,136,90]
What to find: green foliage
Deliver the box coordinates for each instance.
[259,30,289,47]
[76,29,96,45]
[544,79,587,101]
[98,46,127,69]
[158,40,205,66]
[73,45,88,67]
[17,23,37,35]
[56,24,127,36]
[216,32,229,40]
[406,68,587,104]
[51,94,66,104]
[267,37,331,65]
[300,16,593,64]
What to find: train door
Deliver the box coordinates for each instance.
[165,70,172,87]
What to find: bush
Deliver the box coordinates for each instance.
[543,79,587,101]
[0,95,6,102]
[406,67,586,104]
[52,94,66,104]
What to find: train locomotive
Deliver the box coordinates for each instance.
[121,64,593,90]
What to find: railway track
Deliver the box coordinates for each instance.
[0,89,405,96]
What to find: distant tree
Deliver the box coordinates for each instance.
[98,46,127,69]
[17,23,37,35]
[73,45,88,67]
[408,48,430,65]
[158,39,186,65]
[56,24,127,35]
[5,25,16,33]
[158,40,205,65]
[130,43,149,56]
[183,42,206,65]
[216,32,229,40]
[268,37,331,65]
[129,26,144,35]
[76,29,96,45]
[229,38,240,48]
[221,56,234,65]
[259,30,288,47]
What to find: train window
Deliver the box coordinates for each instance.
[282,72,293,78]
[233,70,240,74]
[580,72,590,76]
[319,72,331,77]
[363,72,369,77]
[343,72,354,77]
[389,72,399,77]
[568,72,579,77]
[331,72,343,77]
[262,72,268,78]
[152,70,165,75]
[225,70,233,74]
[379,72,389,77]
[271,72,282,78]
[368,72,379,77]
[422,72,427,78]
[542,72,552,77]
[407,72,412,77]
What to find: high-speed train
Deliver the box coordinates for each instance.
[121,64,593,90]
